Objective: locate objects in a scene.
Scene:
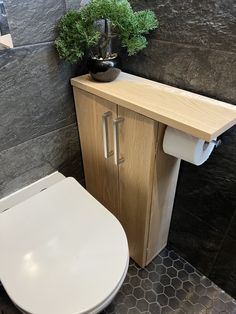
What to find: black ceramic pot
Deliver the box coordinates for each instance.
[87,54,121,82]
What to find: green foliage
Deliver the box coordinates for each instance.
[55,0,158,63]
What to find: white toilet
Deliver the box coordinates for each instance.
[0,175,129,314]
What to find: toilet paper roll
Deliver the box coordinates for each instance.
[163,126,216,166]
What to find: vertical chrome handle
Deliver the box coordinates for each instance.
[102,111,113,158]
[113,117,124,165]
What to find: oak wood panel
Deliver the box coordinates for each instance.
[71,73,236,141]
[146,124,181,264]
[118,107,158,267]
[73,88,120,218]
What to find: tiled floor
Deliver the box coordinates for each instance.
[1,249,236,314]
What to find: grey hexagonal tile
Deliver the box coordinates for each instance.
[176,288,187,301]
[168,251,179,261]
[149,271,159,283]
[225,300,236,313]
[200,276,213,288]
[159,249,169,258]
[136,299,149,312]
[137,269,148,279]
[184,263,195,274]
[180,300,194,313]
[178,269,189,282]
[164,285,175,298]
[145,290,157,303]
[163,257,173,268]
[128,308,141,314]
[183,281,194,293]
[122,283,134,296]
[149,302,161,314]
[171,277,181,289]
[161,305,173,313]
[206,286,220,300]
[133,287,145,300]
[141,278,153,290]
[156,293,169,306]
[160,274,171,286]
[168,297,180,310]
[114,291,125,304]
[156,265,166,275]
[153,255,163,265]
[188,292,200,305]
[130,276,141,288]
[146,262,155,272]
[218,291,233,303]
[212,298,226,312]
[166,267,177,278]
[195,284,207,296]
[153,282,164,294]
[199,295,213,309]
[189,272,201,285]
[193,303,206,313]
[129,265,138,277]
[115,303,129,314]
[173,259,184,270]
[124,295,137,308]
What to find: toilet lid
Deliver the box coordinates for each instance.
[0,177,129,314]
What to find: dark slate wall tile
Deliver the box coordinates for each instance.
[122,40,236,104]
[4,0,66,46]
[209,236,236,298]
[168,208,224,276]
[65,0,89,10]
[0,123,82,198]
[0,43,77,151]
[227,212,236,240]
[130,0,236,53]
[174,126,236,233]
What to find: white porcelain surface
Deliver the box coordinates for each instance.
[0,171,65,213]
[0,177,129,314]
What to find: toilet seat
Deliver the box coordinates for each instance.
[0,177,129,314]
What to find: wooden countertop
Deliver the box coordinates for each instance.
[71,72,236,141]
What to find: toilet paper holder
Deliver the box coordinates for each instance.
[212,139,222,148]
[204,139,221,152]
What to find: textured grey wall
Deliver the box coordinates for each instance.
[0,0,84,198]
[122,0,236,298]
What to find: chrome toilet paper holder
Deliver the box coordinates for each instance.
[212,139,222,148]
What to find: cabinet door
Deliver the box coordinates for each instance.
[73,89,119,218]
[117,106,158,267]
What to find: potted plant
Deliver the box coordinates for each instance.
[55,0,158,82]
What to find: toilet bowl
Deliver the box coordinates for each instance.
[0,177,129,314]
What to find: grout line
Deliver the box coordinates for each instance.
[208,208,236,276]
[180,204,222,234]
[10,41,54,50]
[0,122,77,154]
[153,38,236,55]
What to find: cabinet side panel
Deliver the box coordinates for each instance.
[147,123,181,264]
[73,88,119,218]
[118,107,157,267]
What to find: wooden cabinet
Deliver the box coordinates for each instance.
[72,72,236,267]
[73,88,180,267]
[74,90,119,217]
